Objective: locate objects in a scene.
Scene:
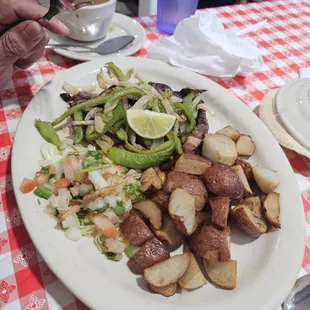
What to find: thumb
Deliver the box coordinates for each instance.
[0,21,44,67]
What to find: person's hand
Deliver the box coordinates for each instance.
[0,0,70,89]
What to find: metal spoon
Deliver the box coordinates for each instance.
[46,35,135,55]
[38,0,92,26]
[283,274,310,310]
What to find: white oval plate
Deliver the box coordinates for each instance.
[275,78,310,150]
[12,57,305,310]
[48,13,146,61]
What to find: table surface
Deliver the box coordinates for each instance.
[1,0,310,309]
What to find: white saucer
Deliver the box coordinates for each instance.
[260,89,310,159]
[48,13,146,61]
[275,78,310,150]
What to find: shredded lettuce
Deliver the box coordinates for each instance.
[95,231,108,253]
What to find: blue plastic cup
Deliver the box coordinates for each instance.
[157,0,199,35]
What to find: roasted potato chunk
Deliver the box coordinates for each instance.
[235,134,255,157]
[133,200,163,230]
[165,171,207,211]
[144,252,191,287]
[198,212,212,225]
[231,205,267,237]
[149,283,177,297]
[169,188,198,236]
[232,165,252,196]
[151,190,170,213]
[120,213,153,246]
[216,126,240,141]
[262,192,281,228]
[190,225,231,262]
[241,196,264,219]
[174,153,212,176]
[127,238,170,274]
[140,168,163,193]
[178,252,207,289]
[235,158,254,181]
[252,166,280,193]
[210,196,230,229]
[202,163,243,200]
[156,170,166,184]
[203,259,237,290]
[202,134,238,166]
[152,215,185,247]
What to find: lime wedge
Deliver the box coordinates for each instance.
[126,110,176,139]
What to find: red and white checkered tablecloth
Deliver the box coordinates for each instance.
[0,0,310,309]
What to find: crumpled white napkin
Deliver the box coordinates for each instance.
[148,11,266,77]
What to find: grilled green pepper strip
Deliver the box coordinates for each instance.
[173,133,183,155]
[158,101,166,113]
[35,119,61,148]
[116,129,174,154]
[125,68,134,80]
[174,92,197,133]
[149,98,160,112]
[106,62,127,81]
[107,143,175,169]
[112,119,126,132]
[73,110,83,144]
[51,87,145,126]
[150,98,166,114]
[85,125,96,140]
[104,90,129,114]
[86,102,126,141]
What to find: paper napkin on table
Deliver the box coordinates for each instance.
[148,11,266,78]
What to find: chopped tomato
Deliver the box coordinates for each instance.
[89,213,118,238]
[80,173,91,184]
[69,199,83,207]
[64,156,80,181]
[54,178,71,188]
[102,171,112,181]
[20,178,36,193]
[49,165,56,175]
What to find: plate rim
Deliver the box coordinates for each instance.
[11,56,305,310]
[49,13,147,61]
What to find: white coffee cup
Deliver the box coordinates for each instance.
[57,0,116,42]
